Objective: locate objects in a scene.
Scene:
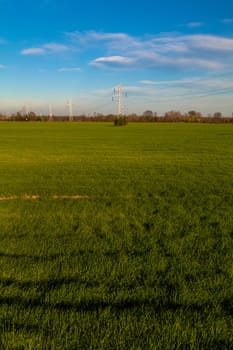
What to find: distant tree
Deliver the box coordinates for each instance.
[28,111,37,121]
[213,112,222,118]
[14,111,25,121]
[185,110,202,122]
[127,113,138,122]
[143,110,153,117]
[141,110,158,122]
[164,110,183,122]
[188,110,197,117]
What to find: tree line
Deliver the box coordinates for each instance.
[0,110,233,123]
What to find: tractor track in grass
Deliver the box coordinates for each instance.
[0,194,136,201]
[0,194,91,201]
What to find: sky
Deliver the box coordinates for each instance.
[1,0,233,116]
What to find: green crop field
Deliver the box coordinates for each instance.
[0,122,233,349]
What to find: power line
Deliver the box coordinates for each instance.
[128,84,233,105]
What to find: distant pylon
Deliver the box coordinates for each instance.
[22,103,29,116]
[49,104,53,121]
[117,83,123,116]
[67,98,73,121]
[112,83,127,116]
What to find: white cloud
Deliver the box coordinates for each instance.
[90,56,133,68]
[75,31,232,71]
[0,64,6,69]
[67,30,131,46]
[191,77,233,89]
[137,76,233,98]
[58,67,81,72]
[222,18,233,24]
[66,30,145,54]
[139,78,202,86]
[187,35,233,51]
[21,48,46,55]
[174,57,222,69]
[44,43,68,52]
[21,42,69,55]
[182,22,203,28]
[152,34,233,52]
[91,50,222,70]
[152,74,232,84]
[139,80,158,85]
[187,22,203,28]
[20,30,233,73]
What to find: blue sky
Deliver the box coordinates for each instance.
[1,0,233,116]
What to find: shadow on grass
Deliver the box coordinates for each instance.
[221,297,233,316]
[0,318,40,334]
[0,294,210,315]
[0,276,99,290]
[0,248,148,261]
[0,250,98,262]
[0,251,62,262]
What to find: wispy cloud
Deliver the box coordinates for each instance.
[222,18,233,24]
[139,76,233,89]
[117,76,233,114]
[66,30,145,54]
[68,30,233,71]
[21,48,46,55]
[139,80,158,85]
[21,42,69,55]
[91,51,222,70]
[58,67,81,72]
[43,43,68,52]
[66,30,132,47]
[181,22,203,28]
[20,30,233,72]
[139,78,201,86]
[174,57,222,69]
[0,38,7,44]
[186,35,233,51]
[90,56,133,68]
[134,77,233,112]
[0,64,6,69]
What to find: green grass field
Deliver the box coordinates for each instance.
[0,122,233,349]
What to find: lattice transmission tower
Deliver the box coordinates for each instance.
[112,83,127,116]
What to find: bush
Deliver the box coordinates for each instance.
[114,116,128,126]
